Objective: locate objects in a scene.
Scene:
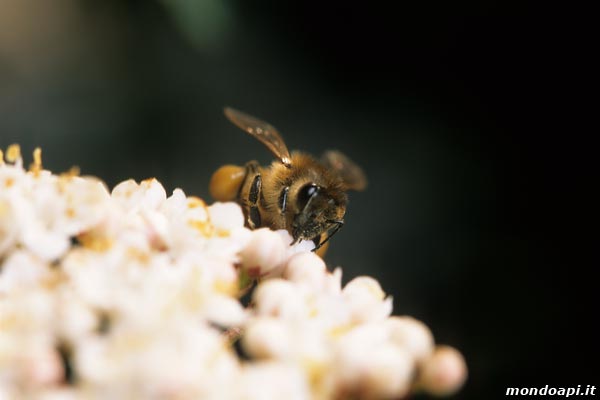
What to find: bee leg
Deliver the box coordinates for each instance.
[278,186,290,229]
[246,162,262,229]
[315,239,330,258]
[313,220,344,251]
[311,234,322,249]
[311,234,330,257]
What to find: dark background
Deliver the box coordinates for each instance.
[1,1,596,398]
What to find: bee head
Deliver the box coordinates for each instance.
[291,183,347,245]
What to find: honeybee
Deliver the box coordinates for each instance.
[209,107,367,251]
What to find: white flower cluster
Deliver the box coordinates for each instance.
[0,146,466,399]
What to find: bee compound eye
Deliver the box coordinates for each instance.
[297,183,319,211]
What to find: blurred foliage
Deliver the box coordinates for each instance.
[160,0,232,48]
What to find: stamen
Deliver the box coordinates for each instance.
[29,147,43,175]
[6,144,21,163]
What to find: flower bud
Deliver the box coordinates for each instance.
[0,251,50,293]
[283,252,326,289]
[385,316,434,363]
[343,276,385,301]
[359,344,414,399]
[58,297,98,340]
[242,318,291,359]
[22,346,64,387]
[138,178,167,209]
[253,279,306,319]
[203,295,247,328]
[237,362,310,400]
[208,202,245,233]
[343,276,392,323]
[419,345,468,396]
[335,328,414,399]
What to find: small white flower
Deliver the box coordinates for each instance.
[21,345,64,387]
[111,178,166,212]
[202,294,247,327]
[276,229,315,255]
[419,345,468,396]
[333,323,414,398]
[56,292,99,341]
[74,336,117,385]
[109,179,140,210]
[253,279,307,320]
[56,175,111,236]
[30,388,79,400]
[352,343,414,399]
[1,289,56,333]
[384,316,434,363]
[323,267,343,295]
[0,251,50,293]
[138,178,167,209]
[239,228,286,278]
[21,223,70,262]
[208,202,245,233]
[0,148,466,399]
[343,276,393,323]
[0,199,17,257]
[242,318,292,359]
[343,276,386,301]
[237,362,310,400]
[283,252,327,290]
[140,208,170,250]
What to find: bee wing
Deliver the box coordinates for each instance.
[224,107,292,167]
[321,150,368,191]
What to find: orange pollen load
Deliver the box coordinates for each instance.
[209,164,246,202]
